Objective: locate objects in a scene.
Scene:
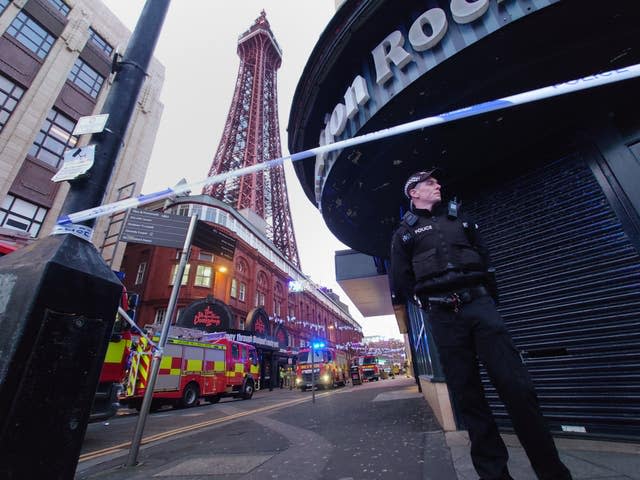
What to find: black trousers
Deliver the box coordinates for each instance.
[426,295,572,480]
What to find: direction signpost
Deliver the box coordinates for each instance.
[121,209,192,248]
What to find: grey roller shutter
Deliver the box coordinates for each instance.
[465,152,640,438]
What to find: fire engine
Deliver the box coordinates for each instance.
[354,355,381,382]
[120,326,259,410]
[90,289,136,422]
[0,241,17,256]
[295,345,349,390]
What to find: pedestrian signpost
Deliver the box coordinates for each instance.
[311,340,325,404]
[126,214,198,467]
[121,208,192,248]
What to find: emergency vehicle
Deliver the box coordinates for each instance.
[295,345,349,390]
[354,355,381,382]
[120,326,259,410]
[90,289,136,422]
[0,241,17,256]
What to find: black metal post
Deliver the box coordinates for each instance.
[0,2,170,478]
[60,0,170,222]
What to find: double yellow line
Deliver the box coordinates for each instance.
[79,390,336,463]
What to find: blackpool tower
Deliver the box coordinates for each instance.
[203,11,300,267]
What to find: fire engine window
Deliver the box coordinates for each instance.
[249,349,257,365]
[232,343,239,360]
[239,345,247,361]
[326,350,333,362]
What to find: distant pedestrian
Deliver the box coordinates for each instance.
[288,367,295,390]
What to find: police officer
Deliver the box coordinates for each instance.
[390,169,572,480]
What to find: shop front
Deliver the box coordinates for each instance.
[176,299,296,391]
[288,0,640,438]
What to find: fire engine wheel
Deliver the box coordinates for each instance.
[241,379,254,400]
[179,382,200,408]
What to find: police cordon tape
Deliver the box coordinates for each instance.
[56,63,640,229]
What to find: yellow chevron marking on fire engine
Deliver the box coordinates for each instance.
[125,337,154,396]
[78,390,345,463]
[214,361,224,371]
[187,359,203,372]
[160,356,172,368]
[234,363,244,373]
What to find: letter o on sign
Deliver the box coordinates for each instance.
[409,8,448,52]
[329,103,347,137]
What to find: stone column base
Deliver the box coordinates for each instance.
[419,375,457,431]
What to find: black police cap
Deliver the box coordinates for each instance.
[403,167,440,198]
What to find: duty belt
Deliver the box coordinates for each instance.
[419,285,489,313]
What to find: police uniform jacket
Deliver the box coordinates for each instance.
[390,203,492,304]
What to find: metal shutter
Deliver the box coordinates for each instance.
[465,152,640,438]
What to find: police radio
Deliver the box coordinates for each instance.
[447,197,460,219]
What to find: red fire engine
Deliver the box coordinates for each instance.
[90,289,136,422]
[120,326,259,410]
[295,345,349,390]
[354,355,381,382]
[0,241,17,256]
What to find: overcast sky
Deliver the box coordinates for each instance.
[102,1,401,340]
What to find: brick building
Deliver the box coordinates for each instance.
[120,195,363,388]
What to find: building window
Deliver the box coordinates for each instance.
[7,11,55,59]
[68,58,104,98]
[154,308,166,324]
[0,0,10,18]
[254,291,265,307]
[0,75,25,133]
[177,204,190,216]
[230,278,237,298]
[0,194,47,237]
[239,282,246,302]
[88,28,113,56]
[135,262,146,285]
[198,251,213,262]
[47,0,70,16]
[28,109,78,168]
[274,299,281,317]
[194,265,212,287]
[169,263,190,285]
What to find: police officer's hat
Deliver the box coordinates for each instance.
[403,167,440,198]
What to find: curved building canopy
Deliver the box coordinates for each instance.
[288,0,640,257]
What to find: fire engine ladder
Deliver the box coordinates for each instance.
[99,182,136,267]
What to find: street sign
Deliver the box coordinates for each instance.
[51,145,96,182]
[72,114,109,135]
[120,209,191,248]
[193,220,237,260]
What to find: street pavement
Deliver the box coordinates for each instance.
[76,377,640,479]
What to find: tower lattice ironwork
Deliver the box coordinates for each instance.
[203,11,300,267]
